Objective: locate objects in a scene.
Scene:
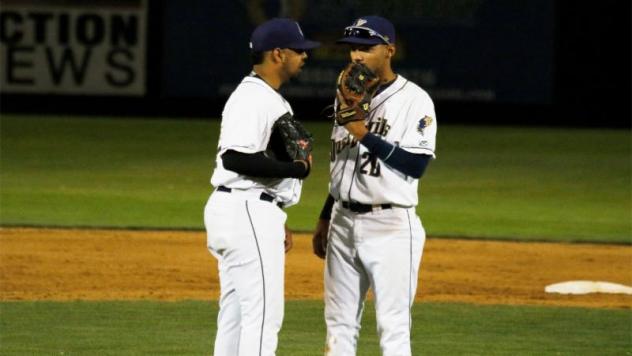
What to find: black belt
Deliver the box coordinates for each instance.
[341,201,392,214]
[217,186,283,208]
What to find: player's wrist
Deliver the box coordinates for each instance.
[293,160,311,178]
[344,121,369,140]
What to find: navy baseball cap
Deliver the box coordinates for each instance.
[337,16,395,45]
[250,18,320,52]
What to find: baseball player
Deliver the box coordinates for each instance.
[312,16,437,356]
[204,18,319,356]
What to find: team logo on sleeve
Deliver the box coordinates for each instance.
[417,116,433,135]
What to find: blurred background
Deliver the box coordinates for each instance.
[1,0,629,126]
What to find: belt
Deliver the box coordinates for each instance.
[341,201,392,214]
[217,186,283,208]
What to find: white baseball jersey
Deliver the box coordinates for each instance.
[329,74,437,207]
[211,74,303,207]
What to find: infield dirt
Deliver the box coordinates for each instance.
[1,228,630,309]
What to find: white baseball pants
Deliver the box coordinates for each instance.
[324,203,425,356]
[204,190,287,356]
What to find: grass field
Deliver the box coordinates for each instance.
[1,115,630,243]
[1,114,631,355]
[1,301,630,355]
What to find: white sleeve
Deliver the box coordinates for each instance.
[218,90,287,154]
[398,94,437,158]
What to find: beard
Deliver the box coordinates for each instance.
[282,62,304,82]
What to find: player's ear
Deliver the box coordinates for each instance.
[271,48,286,63]
[386,44,396,59]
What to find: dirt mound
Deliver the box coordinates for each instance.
[1,228,630,308]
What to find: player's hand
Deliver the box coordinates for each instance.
[312,219,329,259]
[294,153,312,178]
[336,90,368,140]
[284,224,293,253]
[336,89,350,110]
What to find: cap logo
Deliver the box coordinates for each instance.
[296,22,304,37]
[354,18,368,26]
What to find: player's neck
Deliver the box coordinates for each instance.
[379,67,397,84]
[252,66,282,90]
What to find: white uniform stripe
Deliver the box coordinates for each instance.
[245,201,265,356]
[406,209,413,332]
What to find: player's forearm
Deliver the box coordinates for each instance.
[222,150,309,178]
[360,133,431,178]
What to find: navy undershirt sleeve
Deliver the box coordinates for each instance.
[360,133,431,178]
[222,150,308,178]
[319,194,335,220]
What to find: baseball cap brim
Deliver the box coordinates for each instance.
[288,39,321,50]
[336,37,384,45]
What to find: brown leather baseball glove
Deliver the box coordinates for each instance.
[335,63,380,125]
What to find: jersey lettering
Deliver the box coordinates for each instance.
[331,135,359,161]
[332,117,391,161]
[366,116,390,136]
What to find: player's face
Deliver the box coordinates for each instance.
[349,44,393,76]
[280,48,308,78]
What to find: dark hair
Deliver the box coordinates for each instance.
[250,51,264,65]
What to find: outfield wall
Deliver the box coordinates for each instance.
[0,0,629,127]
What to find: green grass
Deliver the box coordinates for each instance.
[420,126,631,243]
[1,115,630,243]
[0,301,629,355]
